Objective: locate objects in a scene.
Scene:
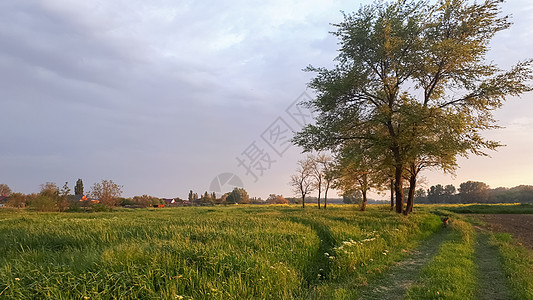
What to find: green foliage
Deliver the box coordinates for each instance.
[129,195,162,207]
[5,193,27,208]
[266,194,289,204]
[74,179,84,196]
[30,195,58,212]
[293,0,533,214]
[224,187,250,204]
[91,180,122,207]
[492,233,533,299]
[0,184,12,196]
[29,182,60,212]
[342,190,362,204]
[459,181,490,203]
[0,206,441,299]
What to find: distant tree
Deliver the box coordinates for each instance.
[342,190,362,204]
[290,157,315,208]
[266,194,277,204]
[427,184,445,203]
[285,197,300,204]
[309,153,334,209]
[58,182,71,211]
[225,187,250,204]
[444,184,456,196]
[188,190,194,202]
[459,181,489,203]
[31,182,60,212]
[131,195,161,207]
[266,194,288,204]
[333,142,386,211]
[197,191,214,206]
[91,180,123,207]
[0,184,12,196]
[6,192,26,208]
[250,197,264,204]
[74,179,84,196]
[40,182,59,195]
[414,188,427,202]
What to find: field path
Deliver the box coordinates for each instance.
[289,217,337,286]
[474,230,512,300]
[357,228,450,300]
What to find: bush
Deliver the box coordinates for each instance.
[30,196,58,212]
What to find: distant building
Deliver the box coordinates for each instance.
[162,198,175,205]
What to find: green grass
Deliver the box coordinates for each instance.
[491,233,533,299]
[443,203,533,214]
[405,218,476,299]
[0,205,442,299]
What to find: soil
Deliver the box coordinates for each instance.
[475,214,533,249]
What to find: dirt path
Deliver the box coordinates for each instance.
[357,229,450,300]
[474,230,512,300]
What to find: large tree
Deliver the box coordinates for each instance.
[293,0,532,214]
[91,180,123,207]
[0,184,11,196]
[224,187,250,204]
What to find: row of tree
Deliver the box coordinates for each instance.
[0,180,122,211]
[185,189,290,205]
[1,180,296,210]
[416,182,533,204]
[292,0,532,215]
[290,153,334,209]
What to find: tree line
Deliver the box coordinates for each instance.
[0,181,294,211]
[0,180,123,211]
[415,182,533,204]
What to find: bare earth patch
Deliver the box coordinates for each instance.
[476,214,533,249]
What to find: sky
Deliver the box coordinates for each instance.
[1,0,532,200]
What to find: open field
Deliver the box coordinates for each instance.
[1,204,533,299]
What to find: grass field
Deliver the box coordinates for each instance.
[1,204,532,299]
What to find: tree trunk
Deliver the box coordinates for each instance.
[394,165,404,213]
[390,179,395,211]
[360,189,367,211]
[404,175,416,215]
[302,193,305,208]
[324,183,330,209]
[317,183,321,209]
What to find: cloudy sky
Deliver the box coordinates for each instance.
[1,0,532,199]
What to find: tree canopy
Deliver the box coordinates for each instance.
[293,0,532,214]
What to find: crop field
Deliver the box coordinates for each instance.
[0,204,532,299]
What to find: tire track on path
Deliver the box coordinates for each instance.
[474,230,512,300]
[357,228,450,300]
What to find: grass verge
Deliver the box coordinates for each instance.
[491,233,533,299]
[404,218,476,299]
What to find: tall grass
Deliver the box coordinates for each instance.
[491,233,533,299]
[0,205,441,299]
